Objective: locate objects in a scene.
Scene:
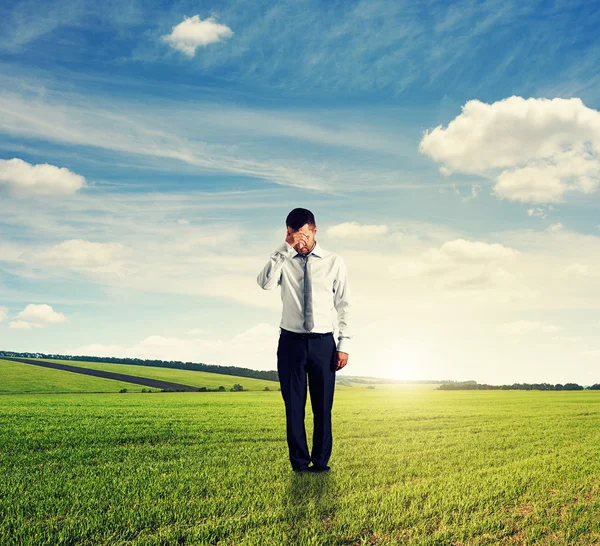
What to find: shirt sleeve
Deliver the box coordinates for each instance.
[256,241,297,290]
[333,255,352,354]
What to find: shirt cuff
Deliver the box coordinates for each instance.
[336,339,350,354]
[275,241,297,258]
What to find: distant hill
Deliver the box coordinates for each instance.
[0,350,280,382]
[0,357,281,394]
[0,357,153,394]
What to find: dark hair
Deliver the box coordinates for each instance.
[286,208,316,230]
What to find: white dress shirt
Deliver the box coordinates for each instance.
[257,239,352,354]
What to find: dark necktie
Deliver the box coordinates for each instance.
[302,254,314,331]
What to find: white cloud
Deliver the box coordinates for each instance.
[547,222,564,233]
[419,96,600,203]
[463,183,482,202]
[10,303,66,330]
[390,238,517,276]
[445,183,482,202]
[437,238,517,262]
[494,159,599,203]
[496,320,563,335]
[28,239,131,272]
[326,221,389,238]
[8,320,32,330]
[162,15,233,56]
[387,237,523,301]
[527,207,549,219]
[559,261,600,279]
[0,158,85,197]
[0,306,8,323]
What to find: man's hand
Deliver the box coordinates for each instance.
[285,230,308,250]
[335,351,349,371]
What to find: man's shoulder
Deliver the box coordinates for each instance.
[317,245,337,259]
[319,246,344,264]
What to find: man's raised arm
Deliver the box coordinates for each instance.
[257,241,296,290]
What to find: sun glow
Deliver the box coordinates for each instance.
[372,342,431,382]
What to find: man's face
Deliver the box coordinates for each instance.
[288,223,316,254]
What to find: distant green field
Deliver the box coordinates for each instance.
[2,388,600,545]
[40,358,283,391]
[0,359,147,393]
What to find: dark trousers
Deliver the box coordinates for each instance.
[277,328,337,470]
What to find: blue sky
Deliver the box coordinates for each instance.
[2,0,600,384]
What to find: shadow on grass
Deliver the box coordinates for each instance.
[283,470,338,542]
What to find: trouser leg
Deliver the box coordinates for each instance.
[307,333,337,468]
[277,333,311,470]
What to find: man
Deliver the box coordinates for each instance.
[257,208,352,473]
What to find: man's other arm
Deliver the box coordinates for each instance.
[257,241,296,290]
[333,256,352,354]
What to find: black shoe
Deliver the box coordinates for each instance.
[307,465,330,473]
[293,466,310,473]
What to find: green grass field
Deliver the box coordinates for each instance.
[2,374,600,545]
[1,358,286,392]
[0,358,148,393]
[39,358,285,391]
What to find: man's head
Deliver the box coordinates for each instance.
[286,208,317,254]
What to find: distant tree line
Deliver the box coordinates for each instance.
[438,380,592,391]
[0,350,278,382]
[119,384,247,393]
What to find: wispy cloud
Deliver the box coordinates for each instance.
[0,0,87,53]
[3,0,599,101]
[0,76,433,193]
[496,320,562,335]
[0,89,334,192]
[326,221,389,238]
[27,239,131,273]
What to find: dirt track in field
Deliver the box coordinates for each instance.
[2,357,201,391]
